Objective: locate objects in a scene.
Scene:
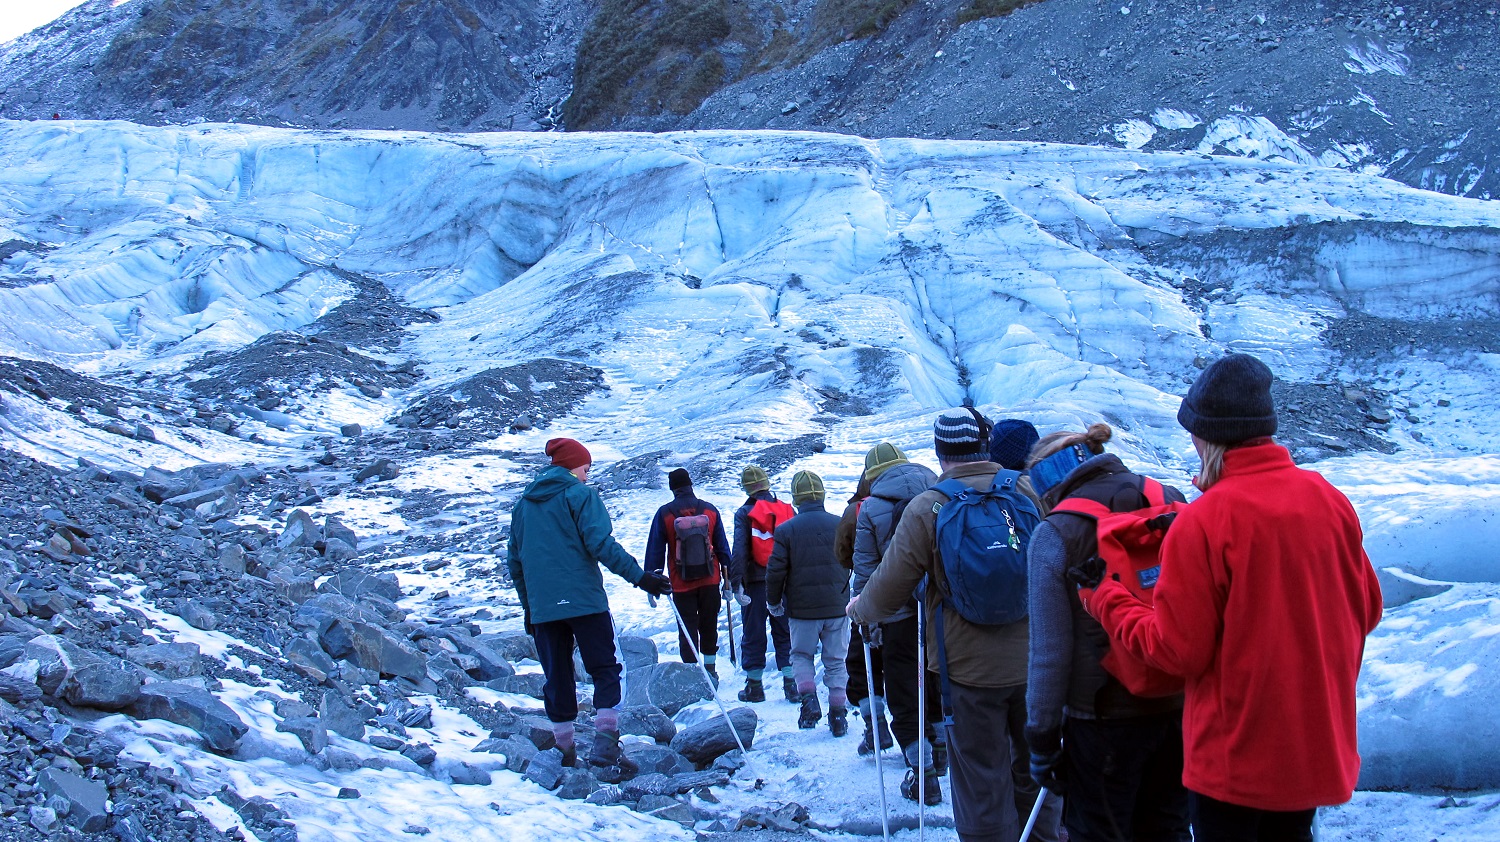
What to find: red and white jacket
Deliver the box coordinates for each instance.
[1089,440,1383,811]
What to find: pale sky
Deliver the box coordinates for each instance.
[0,0,95,43]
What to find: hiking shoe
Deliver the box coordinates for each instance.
[705,664,719,688]
[737,679,765,702]
[560,744,577,768]
[797,695,822,729]
[900,769,943,806]
[783,676,800,702]
[828,705,848,737]
[588,729,639,784]
[932,737,949,777]
[858,727,875,756]
[857,699,894,755]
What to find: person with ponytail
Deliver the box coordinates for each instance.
[1081,354,1384,842]
[1024,423,1192,842]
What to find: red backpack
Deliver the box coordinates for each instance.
[747,498,796,568]
[672,512,714,581]
[1052,477,1189,699]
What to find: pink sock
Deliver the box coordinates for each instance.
[552,722,575,750]
[594,707,618,733]
[830,688,848,707]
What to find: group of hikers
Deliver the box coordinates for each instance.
[505,352,1385,842]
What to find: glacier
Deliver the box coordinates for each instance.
[2,119,1500,840]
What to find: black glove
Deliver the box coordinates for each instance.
[1066,555,1108,590]
[638,570,672,597]
[1026,727,1066,795]
[524,612,535,637]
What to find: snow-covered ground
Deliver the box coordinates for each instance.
[2,120,1500,838]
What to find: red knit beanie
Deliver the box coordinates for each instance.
[545,438,591,470]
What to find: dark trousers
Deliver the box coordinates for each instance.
[1063,712,1191,842]
[673,584,721,663]
[740,580,790,673]
[846,624,885,706]
[1189,792,1314,842]
[947,680,1021,842]
[532,611,622,723]
[881,613,941,750]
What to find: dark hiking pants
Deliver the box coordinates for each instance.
[672,584,721,663]
[1062,711,1191,842]
[740,580,791,673]
[881,613,941,750]
[1189,792,1314,842]
[846,623,885,707]
[532,611,622,723]
[947,679,1021,842]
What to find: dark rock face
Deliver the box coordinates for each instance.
[669,707,757,766]
[522,747,566,790]
[127,642,204,679]
[621,662,712,716]
[127,681,250,752]
[37,768,110,832]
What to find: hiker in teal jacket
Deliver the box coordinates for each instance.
[507,437,672,779]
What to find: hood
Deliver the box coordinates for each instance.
[1043,453,1128,509]
[870,461,939,502]
[522,465,580,503]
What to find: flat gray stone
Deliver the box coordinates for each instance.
[623,743,693,776]
[618,636,658,671]
[486,673,545,699]
[127,642,203,679]
[523,747,565,790]
[670,707,757,766]
[621,662,711,716]
[127,681,248,751]
[318,570,399,602]
[277,716,329,754]
[618,704,676,744]
[557,767,599,800]
[37,769,108,832]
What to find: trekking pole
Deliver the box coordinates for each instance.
[666,595,765,788]
[1020,786,1048,841]
[863,635,890,842]
[724,584,740,667]
[916,600,926,842]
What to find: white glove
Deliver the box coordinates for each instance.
[767,601,785,617]
[734,586,752,607]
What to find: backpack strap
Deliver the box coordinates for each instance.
[931,478,969,502]
[990,468,1020,493]
[1140,477,1167,507]
[929,584,958,743]
[1049,496,1111,519]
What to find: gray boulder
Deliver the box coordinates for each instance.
[621,662,712,716]
[557,767,599,800]
[523,747,566,790]
[318,571,400,603]
[445,761,493,786]
[320,690,372,741]
[277,716,329,754]
[285,637,338,683]
[483,631,537,663]
[668,768,730,793]
[25,636,141,710]
[618,636,659,671]
[354,459,400,483]
[621,772,673,799]
[340,423,363,438]
[37,769,109,832]
[128,642,203,679]
[343,621,428,681]
[448,636,514,681]
[624,743,694,776]
[278,509,322,551]
[177,600,217,631]
[323,516,360,550]
[128,682,248,751]
[322,538,357,564]
[486,673,546,699]
[269,567,316,604]
[618,705,676,744]
[670,707,757,766]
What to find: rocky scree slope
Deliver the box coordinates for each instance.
[0,0,1494,199]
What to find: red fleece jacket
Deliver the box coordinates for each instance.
[1089,441,1383,811]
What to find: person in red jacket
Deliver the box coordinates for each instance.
[644,468,732,683]
[1083,353,1383,842]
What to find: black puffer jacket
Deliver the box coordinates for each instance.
[765,501,847,620]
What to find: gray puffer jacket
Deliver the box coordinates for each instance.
[852,461,938,622]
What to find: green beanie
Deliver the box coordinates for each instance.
[740,464,770,494]
[791,470,825,505]
[863,442,908,482]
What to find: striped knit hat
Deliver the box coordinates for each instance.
[933,407,990,463]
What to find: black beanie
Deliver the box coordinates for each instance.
[667,468,692,491]
[1177,353,1278,444]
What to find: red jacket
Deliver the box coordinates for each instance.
[1090,441,1382,811]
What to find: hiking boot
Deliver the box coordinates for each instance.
[856,699,894,756]
[797,694,822,729]
[828,705,848,737]
[783,676,800,702]
[588,729,639,784]
[559,743,577,768]
[705,664,719,688]
[737,679,765,702]
[900,768,943,805]
[932,735,949,777]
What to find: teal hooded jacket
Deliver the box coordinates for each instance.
[507,465,645,624]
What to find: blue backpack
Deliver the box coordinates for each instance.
[931,470,1040,625]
